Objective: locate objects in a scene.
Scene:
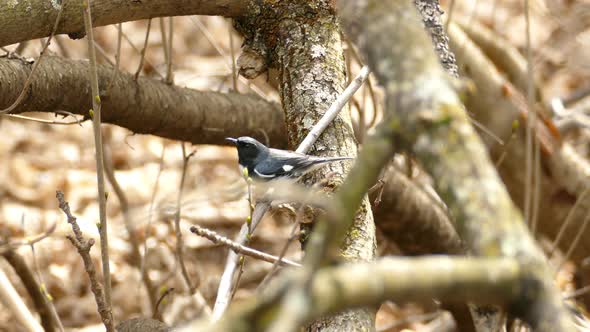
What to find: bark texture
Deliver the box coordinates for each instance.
[1,56,286,147]
[235,1,376,330]
[0,0,249,47]
[448,23,590,268]
[371,166,463,255]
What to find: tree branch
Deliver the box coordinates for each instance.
[0,0,249,47]
[338,0,573,330]
[1,56,286,147]
[176,256,525,332]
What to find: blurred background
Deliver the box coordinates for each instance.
[1,0,589,331]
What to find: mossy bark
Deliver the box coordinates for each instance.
[235,1,376,330]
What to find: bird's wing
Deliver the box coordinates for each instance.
[254,149,315,179]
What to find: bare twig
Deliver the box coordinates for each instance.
[56,191,114,331]
[170,144,211,317]
[93,40,115,65]
[134,19,153,80]
[82,0,112,314]
[103,141,159,318]
[140,145,166,293]
[175,143,196,292]
[159,18,169,69]
[564,284,590,300]
[549,186,590,258]
[166,17,173,84]
[117,25,164,80]
[5,114,82,126]
[296,65,370,153]
[153,287,175,319]
[257,215,302,291]
[190,225,300,267]
[0,222,56,254]
[106,23,123,92]
[229,25,237,91]
[556,211,590,272]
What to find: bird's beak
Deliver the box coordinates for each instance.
[225,137,238,145]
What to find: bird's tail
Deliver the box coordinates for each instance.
[312,156,354,164]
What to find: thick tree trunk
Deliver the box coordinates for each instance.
[235,1,376,330]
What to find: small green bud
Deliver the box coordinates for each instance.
[242,167,249,178]
[94,95,101,104]
[88,109,94,119]
[512,120,519,131]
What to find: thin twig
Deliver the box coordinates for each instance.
[345,39,379,129]
[564,284,590,300]
[106,23,123,93]
[103,141,159,318]
[0,222,56,253]
[523,0,540,231]
[5,114,82,126]
[0,0,65,114]
[296,65,370,153]
[556,211,590,272]
[190,225,300,267]
[166,17,174,84]
[82,0,112,313]
[159,18,169,67]
[56,191,114,331]
[134,19,153,80]
[549,186,590,257]
[229,173,256,297]
[257,218,301,291]
[140,145,166,292]
[212,202,270,319]
[93,40,115,65]
[229,25,238,91]
[116,25,164,79]
[154,287,175,319]
[175,143,196,292]
[28,243,65,332]
[191,17,267,98]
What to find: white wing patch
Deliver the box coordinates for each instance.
[282,165,294,172]
[254,169,276,178]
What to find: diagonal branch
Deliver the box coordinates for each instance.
[338,0,573,330]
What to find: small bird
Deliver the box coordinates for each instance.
[226,136,353,181]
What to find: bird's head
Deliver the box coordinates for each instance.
[225,136,268,164]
